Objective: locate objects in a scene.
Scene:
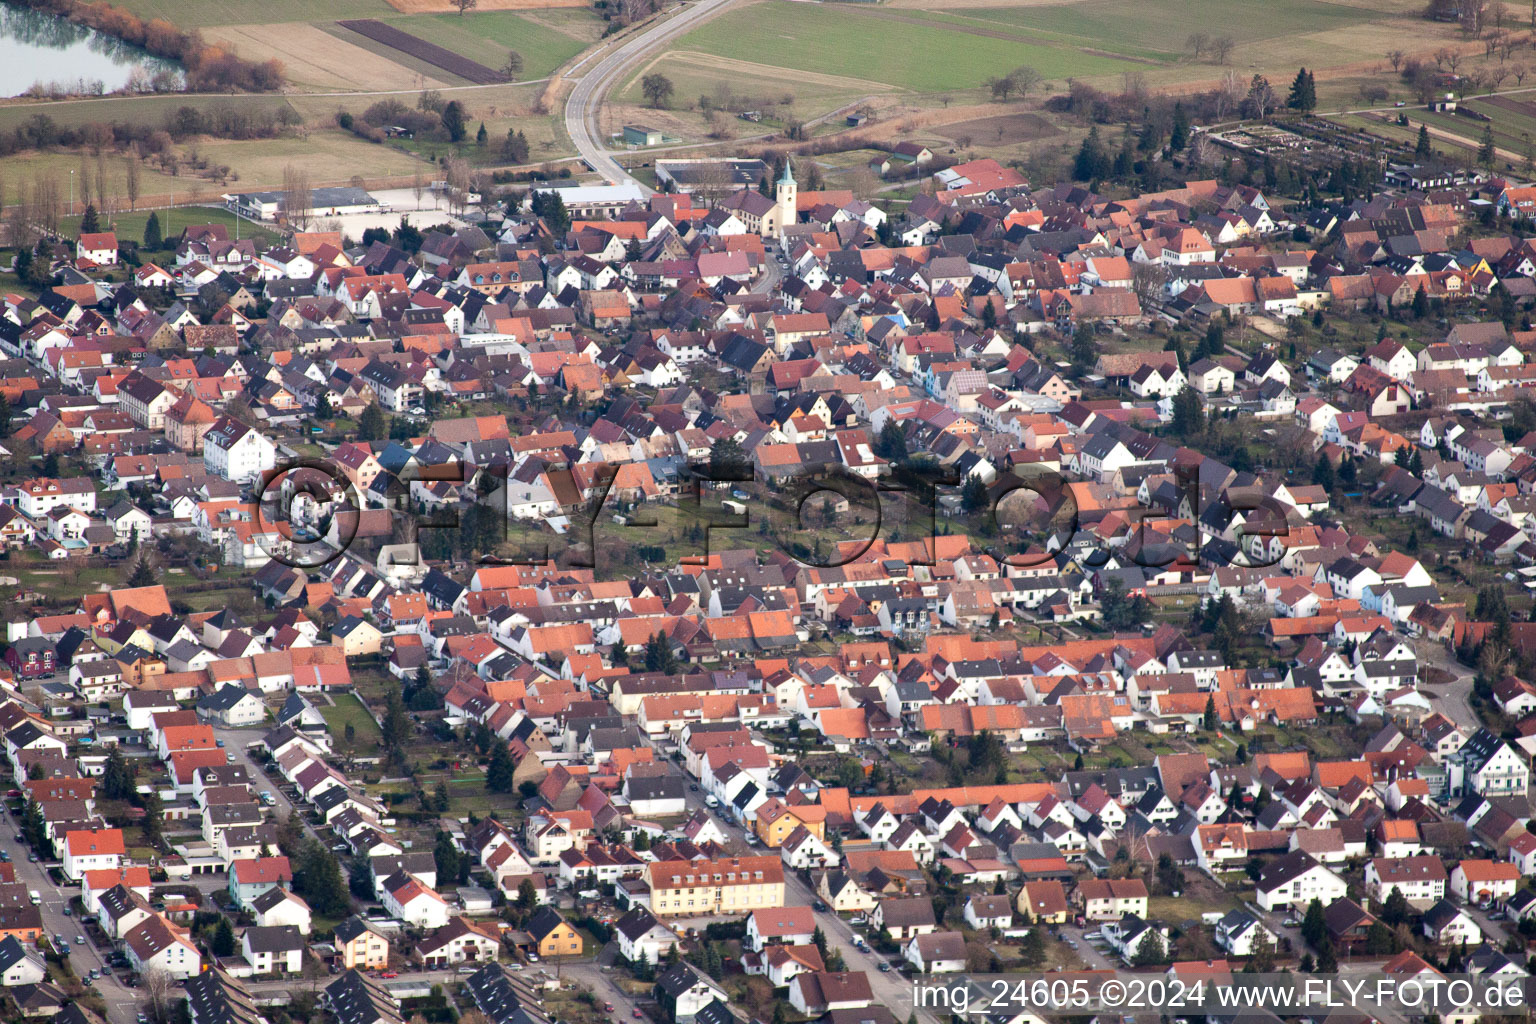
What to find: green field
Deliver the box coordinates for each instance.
[406,10,599,79]
[0,93,295,133]
[107,0,395,27]
[940,0,1374,58]
[321,693,383,750]
[667,0,1140,93]
[59,206,283,246]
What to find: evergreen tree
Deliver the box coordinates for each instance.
[294,838,350,916]
[1131,929,1166,966]
[1020,926,1048,966]
[1302,898,1327,948]
[434,830,461,881]
[1074,126,1109,182]
[1382,886,1409,926]
[516,878,538,910]
[0,391,11,438]
[487,742,516,792]
[80,203,100,234]
[143,211,163,249]
[349,853,376,900]
[128,557,158,588]
[708,436,747,478]
[1287,68,1316,112]
[961,475,989,514]
[1480,124,1497,170]
[1317,941,1339,972]
[315,394,333,420]
[875,420,908,461]
[1171,385,1205,438]
[212,917,236,957]
[1169,102,1189,152]
[1203,695,1218,731]
[102,747,136,800]
[441,100,468,142]
[358,402,386,441]
[1312,452,1335,490]
[1415,124,1432,159]
[476,122,489,147]
[141,790,163,843]
[704,944,723,979]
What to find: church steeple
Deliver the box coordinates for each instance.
[774,157,797,238]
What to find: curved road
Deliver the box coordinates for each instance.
[564,0,745,192]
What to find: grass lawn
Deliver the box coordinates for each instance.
[1148,892,1240,924]
[59,206,281,246]
[321,693,383,751]
[667,0,1140,93]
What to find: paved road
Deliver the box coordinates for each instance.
[563,0,746,190]
[0,807,137,1023]
[1413,638,1480,733]
[668,776,936,1024]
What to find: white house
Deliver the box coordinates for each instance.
[1365,856,1447,907]
[251,887,312,935]
[382,873,450,930]
[1213,909,1276,957]
[905,931,967,973]
[241,925,304,975]
[1254,850,1347,911]
[616,906,677,965]
[62,828,124,881]
[203,416,277,484]
[0,936,45,987]
[124,913,201,979]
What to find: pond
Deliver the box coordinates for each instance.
[0,4,178,98]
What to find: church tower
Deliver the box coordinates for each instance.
[774,157,797,238]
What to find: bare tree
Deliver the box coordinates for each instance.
[1187,32,1210,58]
[33,174,60,236]
[281,163,312,230]
[690,160,734,207]
[1009,65,1043,98]
[412,171,424,210]
[1212,36,1235,63]
[124,149,141,211]
[1516,62,1530,83]
[501,49,524,81]
[443,157,470,217]
[1461,0,1489,35]
[142,967,175,1024]
[1214,69,1241,119]
[95,147,109,217]
[1387,49,1406,72]
[454,0,477,13]
[77,155,91,218]
[1131,261,1165,305]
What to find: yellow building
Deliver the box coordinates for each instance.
[527,906,583,957]
[335,916,389,969]
[754,799,826,848]
[646,857,785,917]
